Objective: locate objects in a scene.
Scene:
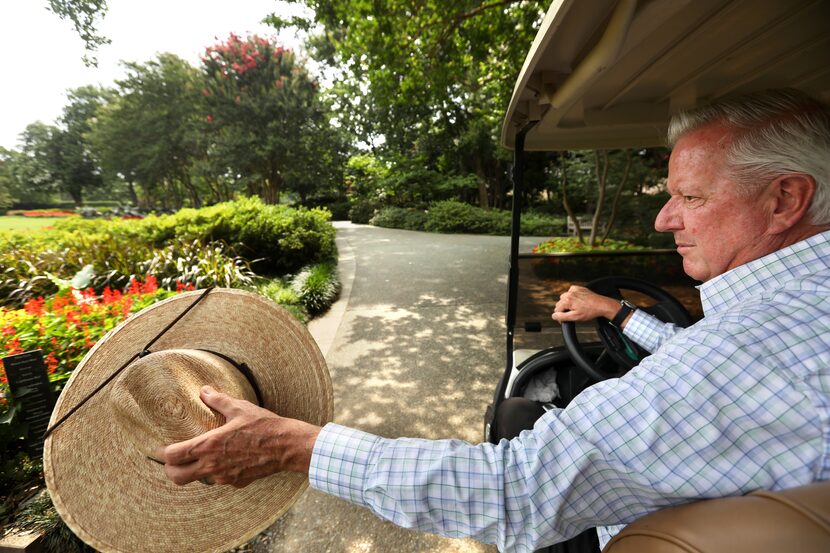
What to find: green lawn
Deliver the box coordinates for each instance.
[0,216,69,232]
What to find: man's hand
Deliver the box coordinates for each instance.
[158,386,322,488]
[553,285,622,324]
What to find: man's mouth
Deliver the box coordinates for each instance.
[675,242,694,253]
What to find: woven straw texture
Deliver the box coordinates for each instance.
[43,289,333,553]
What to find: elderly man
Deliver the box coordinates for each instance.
[159,89,830,552]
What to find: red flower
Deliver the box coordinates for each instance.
[207,114,214,122]
[121,296,134,317]
[128,278,141,296]
[5,338,22,355]
[24,296,45,316]
[142,275,158,294]
[2,326,15,336]
[46,352,59,374]
[103,286,123,305]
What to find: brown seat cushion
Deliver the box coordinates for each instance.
[603,480,830,553]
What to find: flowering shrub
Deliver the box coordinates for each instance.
[532,237,644,254]
[7,210,77,218]
[0,277,184,408]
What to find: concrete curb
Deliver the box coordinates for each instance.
[308,222,356,359]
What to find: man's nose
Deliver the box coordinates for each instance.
[654,198,682,232]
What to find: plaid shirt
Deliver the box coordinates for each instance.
[310,230,830,552]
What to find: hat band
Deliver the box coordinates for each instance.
[196,349,263,407]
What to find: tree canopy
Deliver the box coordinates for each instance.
[268,0,548,207]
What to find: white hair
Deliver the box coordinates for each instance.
[668,89,830,225]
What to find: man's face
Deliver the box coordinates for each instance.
[654,122,775,282]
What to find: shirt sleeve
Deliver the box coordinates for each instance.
[622,309,682,352]
[309,325,824,553]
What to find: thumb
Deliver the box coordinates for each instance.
[200,385,237,417]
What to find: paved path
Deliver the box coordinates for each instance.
[260,223,547,553]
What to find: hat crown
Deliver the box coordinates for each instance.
[108,349,257,460]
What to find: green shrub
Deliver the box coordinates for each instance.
[424,201,510,234]
[521,212,566,236]
[348,200,378,224]
[291,262,341,316]
[370,207,428,231]
[0,198,336,307]
[251,279,308,323]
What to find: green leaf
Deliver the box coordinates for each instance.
[70,264,95,289]
[0,405,17,424]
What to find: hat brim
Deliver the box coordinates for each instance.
[44,289,333,553]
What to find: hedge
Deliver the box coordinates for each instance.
[369,201,563,236]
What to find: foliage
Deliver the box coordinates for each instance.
[0,280,178,455]
[291,262,341,315]
[46,0,110,67]
[348,199,378,224]
[368,201,562,236]
[531,237,645,254]
[273,0,547,207]
[88,54,205,209]
[12,490,92,553]
[423,200,509,234]
[250,279,308,324]
[136,239,256,290]
[370,207,429,231]
[0,198,335,306]
[543,149,670,245]
[201,33,348,205]
[13,88,111,207]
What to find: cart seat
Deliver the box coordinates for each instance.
[604,480,830,552]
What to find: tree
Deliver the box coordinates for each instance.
[201,33,344,204]
[89,54,205,208]
[269,0,548,208]
[15,122,64,202]
[52,86,110,206]
[550,149,669,246]
[0,149,15,210]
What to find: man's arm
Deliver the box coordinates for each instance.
[159,325,824,552]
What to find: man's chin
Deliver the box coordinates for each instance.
[682,258,708,282]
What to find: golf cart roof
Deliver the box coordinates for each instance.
[501,0,830,151]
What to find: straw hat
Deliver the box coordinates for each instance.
[43,288,333,553]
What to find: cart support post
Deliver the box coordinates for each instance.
[500,122,536,402]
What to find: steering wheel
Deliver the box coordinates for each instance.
[561,276,693,381]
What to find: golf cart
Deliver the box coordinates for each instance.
[484,0,830,551]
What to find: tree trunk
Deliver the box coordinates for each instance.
[126,179,139,206]
[601,150,633,244]
[262,167,281,204]
[68,185,83,207]
[474,157,489,209]
[560,153,584,243]
[590,150,609,247]
[182,173,201,208]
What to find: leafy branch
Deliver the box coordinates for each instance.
[46,0,111,67]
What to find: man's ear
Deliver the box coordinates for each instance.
[767,173,816,234]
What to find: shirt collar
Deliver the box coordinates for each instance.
[698,229,830,314]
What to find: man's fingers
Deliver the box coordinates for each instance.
[164,459,207,486]
[552,310,581,322]
[199,385,240,416]
[160,435,203,465]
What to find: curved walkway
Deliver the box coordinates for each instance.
[259,223,546,553]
